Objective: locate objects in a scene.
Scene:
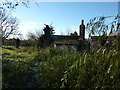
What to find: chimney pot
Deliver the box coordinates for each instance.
[79,20,85,40]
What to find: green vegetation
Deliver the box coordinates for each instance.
[2,46,120,89]
[54,40,79,44]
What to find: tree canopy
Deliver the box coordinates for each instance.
[43,24,55,36]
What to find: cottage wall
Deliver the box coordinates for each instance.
[54,43,78,51]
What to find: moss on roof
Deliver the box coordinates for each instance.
[54,40,79,44]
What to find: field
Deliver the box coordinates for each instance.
[2,46,120,89]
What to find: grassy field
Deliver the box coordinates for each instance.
[2,46,120,89]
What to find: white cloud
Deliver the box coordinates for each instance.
[18,21,43,39]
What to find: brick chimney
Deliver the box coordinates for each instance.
[79,20,85,40]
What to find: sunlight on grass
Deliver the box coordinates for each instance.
[2,46,120,88]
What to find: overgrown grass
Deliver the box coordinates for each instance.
[61,48,120,89]
[2,46,120,89]
[2,46,36,88]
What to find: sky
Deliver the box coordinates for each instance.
[11,1,118,39]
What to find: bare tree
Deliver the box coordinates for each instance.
[0,0,40,11]
[27,29,43,41]
[0,9,19,40]
[0,0,30,10]
[27,32,38,41]
[26,30,43,46]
